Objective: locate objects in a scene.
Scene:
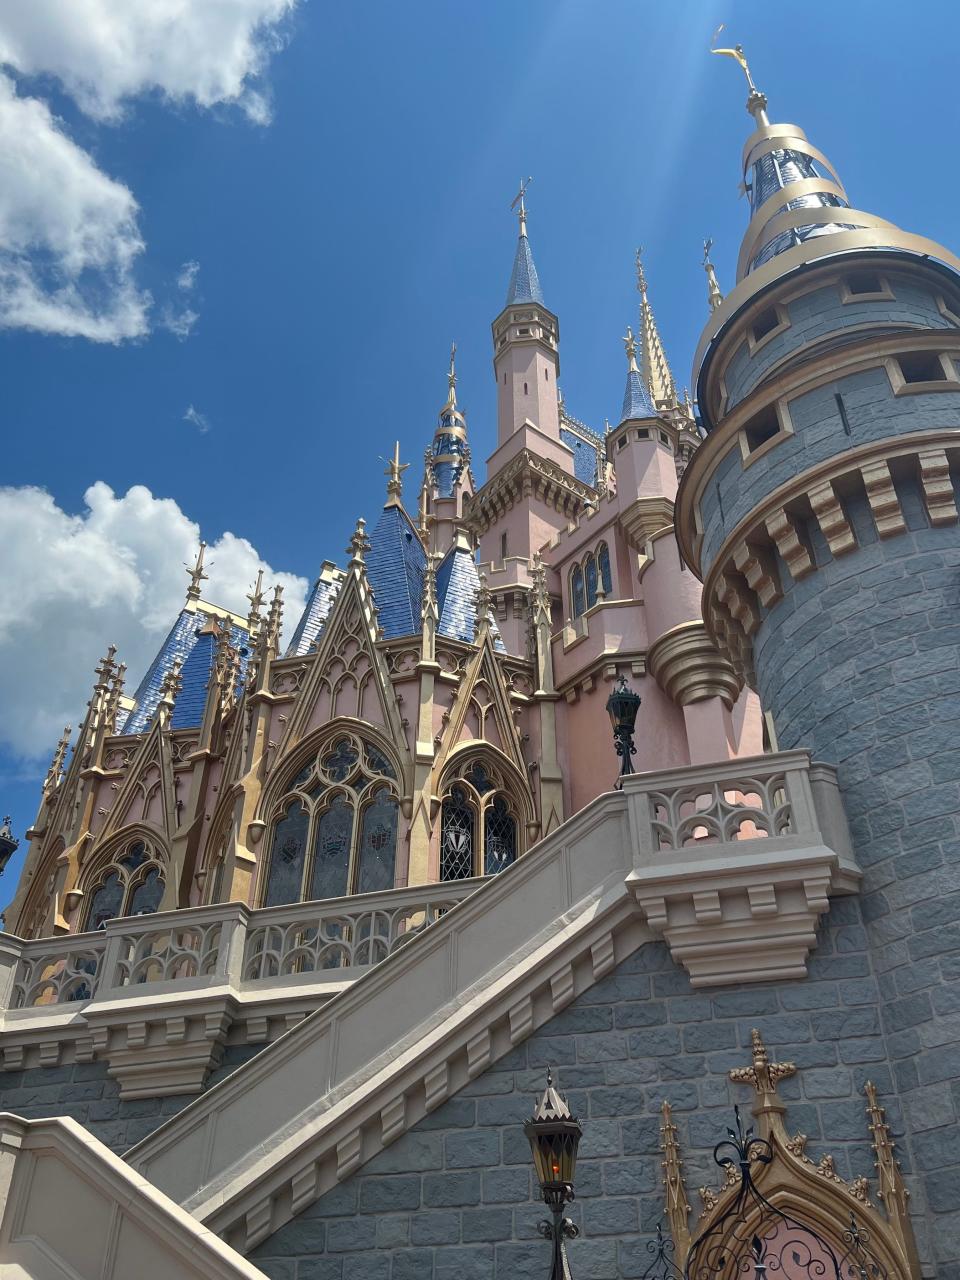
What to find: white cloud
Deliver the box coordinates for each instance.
[0,482,308,759]
[176,260,200,291]
[0,3,298,340]
[0,1,298,123]
[163,305,199,340]
[0,73,149,341]
[183,404,210,432]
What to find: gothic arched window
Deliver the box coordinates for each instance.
[585,554,599,609]
[83,837,166,931]
[598,542,612,597]
[263,732,400,906]
[571,565,586,619]
[439,758,521,880]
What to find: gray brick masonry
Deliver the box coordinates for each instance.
[251,930,956,1279]
[0,1042,263,1153]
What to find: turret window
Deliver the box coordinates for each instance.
[841,272,893,302]
[738,400,793,464]
[262,732,399,906]
[897,352,947,384]
[571,543,613,618]
[83,837,166,931]
[747,303,790,353]
[439,758,521,880]
[885,350,960,396]
[571,565,586,618]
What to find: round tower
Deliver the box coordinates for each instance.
[677,52,960,1254]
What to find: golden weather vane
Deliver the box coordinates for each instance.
[711,25,768,124]
[510,176,533,232]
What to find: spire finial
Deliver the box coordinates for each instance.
[348,516,371,566]
[510,176,533,237]
[246,568,265,639]
[382,442,410,506]
[635,246,647,298]
[185,541,209,606]
[622,325,639,373]
[702,237,724,313]
[711,27,768,124]
[444,341,458,410]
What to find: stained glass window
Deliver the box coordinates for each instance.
[129,867,164,916]
[322,738,360,782]
[465,761,493,794]
[572,566,585,618]
[83,837,166,930]
[264,732,400,905]
[598,543,612,596]
[309,795,353,900]
[441,787,474,881]
[357,788,399,894]
[585,556,598,609]
[86,872,124,930]
[264,800,310,906]
[484,797,517,875]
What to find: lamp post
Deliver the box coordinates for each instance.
[525,1070,582,1279]
[606,675,641,786]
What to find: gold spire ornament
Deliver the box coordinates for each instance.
[444,341,458,411]
[711,27,769,125]
[510,176,533,236]
[634,247,677,409]
[702,238,724,313]
[383,442,410,506]
[659,1101,692,1264]
[185,541,209,607]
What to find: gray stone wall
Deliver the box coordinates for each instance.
[698,366,960,569]
[251,929,945,1280]
[748,487,960,1265]
[0,1042,263,1153]
[721,277,951,412]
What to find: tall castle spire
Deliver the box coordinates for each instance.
[505,177,544,305]
[430,342,469,499]
[635,248,676,411]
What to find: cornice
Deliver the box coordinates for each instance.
[464,448,592,534]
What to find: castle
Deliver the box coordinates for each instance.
[0,46,957,1280]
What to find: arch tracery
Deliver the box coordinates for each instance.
[261,728,401,906]
[438,752,525,880]
[80,830,167,931]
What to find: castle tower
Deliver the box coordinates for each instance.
[676,47,960,1241]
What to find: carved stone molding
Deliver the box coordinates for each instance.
[700,431,960,683]
[619,495,675,550]
[647,622,742,709]
[464,447,594,535]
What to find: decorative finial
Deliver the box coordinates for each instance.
[185,541,209,605]
[159,657,183,708]
[711,27,768,124]
[382,442,410,506]
[446,340,458,409]
[474,572,493,640]
[702,237,724,313]
[44,725,72,792]
[728,1027,796,1103]
[510,176,533,237]
[622,325,639,373]
[635,246,647,298]
[348,516,371,566]
[247,569,265,619]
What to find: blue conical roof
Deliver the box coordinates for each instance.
[506,231,544,306]
[620,368,657,424]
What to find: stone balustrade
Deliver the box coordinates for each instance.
[0,752,856,1104]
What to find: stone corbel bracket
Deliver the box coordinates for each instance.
[623,752,859,987]
[626,841,857,987]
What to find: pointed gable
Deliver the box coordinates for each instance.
[365,505,427,639]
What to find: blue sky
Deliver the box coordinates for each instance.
[2,0,959,907]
